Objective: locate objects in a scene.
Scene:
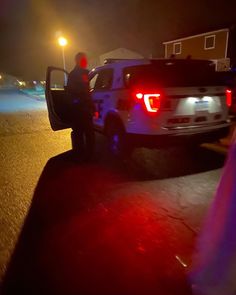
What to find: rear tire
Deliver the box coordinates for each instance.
[106,120,132,157]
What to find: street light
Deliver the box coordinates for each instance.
[58,36,67,47]
[58,36,68,84]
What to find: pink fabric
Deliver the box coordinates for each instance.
[190,130,236,295]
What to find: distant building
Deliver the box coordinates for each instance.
[88,48,144,70]
[163,27,236,71]
[99,47,144,64]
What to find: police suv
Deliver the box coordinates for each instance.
[45,59,231,155]
[89,58,230,154]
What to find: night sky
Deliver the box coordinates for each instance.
[0,0,236,79]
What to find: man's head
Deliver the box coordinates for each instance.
[75,52,88,69]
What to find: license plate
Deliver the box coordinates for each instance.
[195,100,209,111]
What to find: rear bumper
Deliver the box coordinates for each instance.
[126,126,230,148]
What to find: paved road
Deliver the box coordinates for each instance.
[0,89,46,113]
[0,94,227,294]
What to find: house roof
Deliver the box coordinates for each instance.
[163,28,229,45]
[100,47,143,58]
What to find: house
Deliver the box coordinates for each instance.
[163,27,236,71]
[99,48,143,65]
[88,48,144,70]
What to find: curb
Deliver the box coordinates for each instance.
[201,143,228,155]
[202,121,236,155]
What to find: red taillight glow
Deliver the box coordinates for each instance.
[144,94,161,113]
[226,89,232,107]
[94,111,99,119]
[135,92,161,113]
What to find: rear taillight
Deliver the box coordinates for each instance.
[135,92,161,113]
[226,89,232,107]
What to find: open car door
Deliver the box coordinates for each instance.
[45,66,71,131]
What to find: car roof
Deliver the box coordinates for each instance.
[90,58,215,72]
[90,59,150,72]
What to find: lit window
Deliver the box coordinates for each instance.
[173,42,182,55]
[204,35,215,50]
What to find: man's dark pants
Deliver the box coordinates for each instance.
[70,103,95,158]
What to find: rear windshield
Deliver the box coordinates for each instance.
[123,60,227,88]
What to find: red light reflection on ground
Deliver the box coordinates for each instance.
[36,164,193,295]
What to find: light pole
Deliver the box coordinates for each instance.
[58,36,68,85]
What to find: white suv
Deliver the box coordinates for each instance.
[45,59,231,154]
[89,59,230,154]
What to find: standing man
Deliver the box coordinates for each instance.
[67,52,95,159]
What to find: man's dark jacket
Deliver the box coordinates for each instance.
[66,65,94,129]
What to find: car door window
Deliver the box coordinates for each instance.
[45,67,70,131]
[50,69,67,89]
[94,69,113,91]
[89,73,98,91]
